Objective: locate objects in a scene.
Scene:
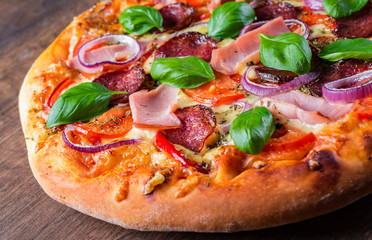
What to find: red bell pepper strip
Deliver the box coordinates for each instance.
[154,131,209,174]
[45,78,74,109]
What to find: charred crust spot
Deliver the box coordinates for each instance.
[144,192,155,202]
[309,150,341,191]
[307,159,322,171]
[309,151,339,171]
[363,132,372,156]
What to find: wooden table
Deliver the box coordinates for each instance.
[1,0,371,239]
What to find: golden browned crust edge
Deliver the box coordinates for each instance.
[19,0,372,232]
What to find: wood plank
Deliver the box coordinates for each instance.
[0,0,371,239]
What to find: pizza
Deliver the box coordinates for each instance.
[19,0,372,232]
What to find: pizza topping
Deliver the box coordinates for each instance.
[45,78,74,110]
[219,101,251,134]
[143,170,166,194]
[241,66,320,96]
[163,105,216,152]
[75,106,133,139]
[259,33,312,76]
[303,0,323,11]
[159,3,194,31]
[332,2,372,38]
[46,83,127,128]
[62,125,139,153]
[66,56,103,74]
[322,0,369,19]
[255,90,353,124]
[307,59,372,96]
[154,32,217,62]
[322,70,372,103]
[239,19,310,39]
[93,66,146,105]
[119,6,164,35]
[129,84,181,129]
[78,34,141,68]
[253,0,296,21]
[154,131,209,173]
[182,72,245,105]
[253,67,298,84]
[164,105,217,152]
[150,56,215,88]
[257,98,329,124]
[258,131,316,161]
[210,17,290,75]
[230,106,275,154]
[207,1,255,39]
[318,38,372,62]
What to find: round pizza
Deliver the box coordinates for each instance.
[19,0,372,232]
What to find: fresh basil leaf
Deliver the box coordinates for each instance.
[119,6,163,35]
[259,33,312,76]
[230,106,275,155]
[323,0,368,18]
[150,56,215,88]
[46,82,126,128]
[208,1,255,39]
[318,38,372,62]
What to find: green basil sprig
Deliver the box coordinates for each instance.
[259,33,312,76]
[230,106,275,155]
[323,0,369,18]
[318,38,372,62]
[46,83,126,128]
[150,56,215,88]
[208,1,255,39]
[119,6,163,35]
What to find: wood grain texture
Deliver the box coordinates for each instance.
[0,0,371,239]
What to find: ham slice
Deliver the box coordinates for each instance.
[129,84,181,129]
[66,56,103,74]
[210,17,290,75]
[255,90,353,125]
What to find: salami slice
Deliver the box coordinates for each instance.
[254,0,296,21]
[159,3,194,31]
[154,32,217,62]
[93,66,145,105]
[306,59,372,96]
[163,105,217,152]
[333,3,372,38]
[255,67,297,84]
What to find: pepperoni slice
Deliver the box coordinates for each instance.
[254,0,297,21]
[154,32,217,62]
[163,105,216,152]
[159,3,194,31]
[333,3,372,38]
[306,59,372,97]
[93,66,145,105]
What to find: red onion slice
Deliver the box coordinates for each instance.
[78,34,141,68]
[304,0,324,11]
[239,19,309,39]
[241,66,321,96]
[322,70,372,103]
[62,125,140,153]
[220,101,252,134]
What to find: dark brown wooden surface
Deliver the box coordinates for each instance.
[0,0,371,239]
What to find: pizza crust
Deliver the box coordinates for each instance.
[19,0,372,232]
